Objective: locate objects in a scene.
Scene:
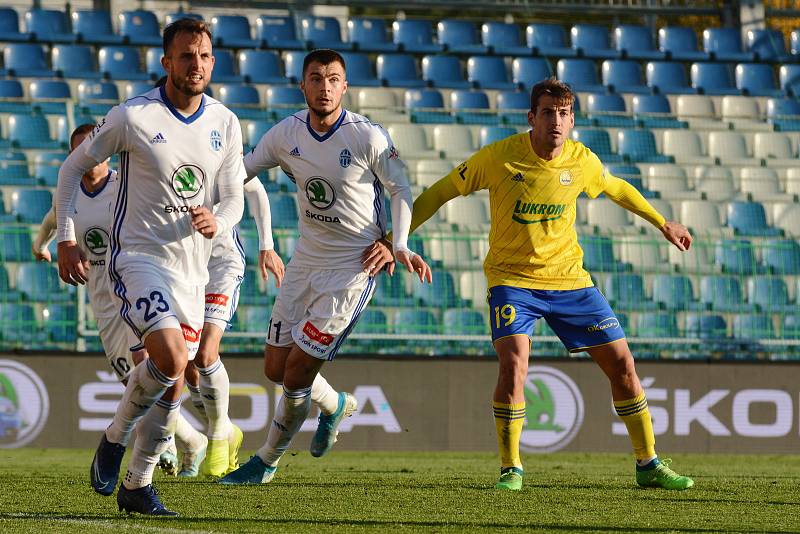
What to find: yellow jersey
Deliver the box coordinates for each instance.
[447,133,611,290]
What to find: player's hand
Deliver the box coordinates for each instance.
[56,240,89,285]
[190,206,217,239]
[396,249,432,284]
[660,221,692,251]
[32,245,51,262]
[259,249,285,287]
[361,238,395,276]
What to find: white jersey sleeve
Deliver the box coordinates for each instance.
[243,177,274,250]
[367,125,412,253]
[244,124,283,178]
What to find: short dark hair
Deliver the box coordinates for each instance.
[302,49,346,79]
[530,77,574,113]
[163,18,213,55]
[70,123,96,150]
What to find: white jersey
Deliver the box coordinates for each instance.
[244,109,411,270]
[61,87,246,285]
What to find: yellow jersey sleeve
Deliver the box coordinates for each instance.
[447,143,498,195]
[579,148,609,199]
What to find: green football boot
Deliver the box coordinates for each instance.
[636,458,694,490]
[495,466,523,491]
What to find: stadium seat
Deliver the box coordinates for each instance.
[72,9,122,44]
[0,152,32,185]
[525,23,574,57]
[695,166,736,202]
[443,308,486,336]
[745,28,789,62]
[479,126,517,147]
[98,46,148,81]
[33,151,66,187]
[496,90,531,125]
[211,15,259,49]
[585,93,631,127]
[43,304,77,343]
[339,52,380,87]
[393,20,442,54]
[237,267,265,305]
[766,97,800,131]
[393,309,439,335]
[301,15,352,50]
[586,197,631,233]
[52,44,100,79]
[571,128,622,162]
[0,80,28,114]
[700,275,749,312]
[467,56,513,90]
[422,55,469,89]
[658,26,708,61]
[703,27,754,62]
[125,81,154,99]
[268,193,298,229]
[209,49,242,84]
[601,59,650,94]
[348,17,396,53]
[438,19,486,55]
[3,43,52,77]
[353,309,389,335]
[739,167,784,201]
[603,273,656,311]
[356,87,404,124]
[642,164,697,201]
[684,314,728,340]
[482,22,529,56]
[733,313,775,340]
[405,88,452,124]
[652,274,698,310]
[237,50,283,85]
[783,315,800,339]
[245,120,274,148]
[617,129,671,163]
[77,81,119,115]
[715,238,760,275]
[614,24,664,60]
[0,225,32,262]
[29,80,71,116]
[556,58,604,93]
[645,61,695,95]
[255,16,303,50]
[690,62,739,95]
[450,90,494,125]
[636,312,679,337]
[617,234,667,272]
[778,64,800,96]
[680,200,725,236]
[443,195,488,228]
[511,57,552,90]
[16,262,69,302]
[8,114,61,149]
[414,159,454,188]
[372,269,413,307]
[0,264,17,301]
[675,94,722,130]
[727,201,781,237]
[144,47,165,79]
[387,124,439,160]
[632,94,685,128]
[118,10,161,46]
[747,276,793,312]
[425,232,478,268]
[266,86,305,120]
[433,124,475,160]
[25,8,73,43]
[414,271,460,308]
[762,239,800,274]
[579,235,626,272]
[571,24,617,59]
[218,84,262,120]
[10,188,51,223]
[735,63,781,97]
[720,95,765,131]
[773,203,800,237]
[0,8,29,42]
[376,54,424,88]
[0,303,39,345]
[708,131,754,165]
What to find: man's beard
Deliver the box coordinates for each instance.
[171,76,206,97]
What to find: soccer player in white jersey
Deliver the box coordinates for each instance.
[56,19,244,516]
[221,49,431,485]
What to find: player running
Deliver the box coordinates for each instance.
[220,49,431,485]
[402,78,694,491]
[56,18,244,516]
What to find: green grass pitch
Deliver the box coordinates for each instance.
[0,449,797,532]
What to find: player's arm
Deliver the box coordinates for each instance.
[244,176,284,285]
[32,206,57,262]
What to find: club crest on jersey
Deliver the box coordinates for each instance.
[210,130,222,151]
[83,227,109,255]
[305,176,336,210]
[559,170,573,186]
[171,164,205,199]
[339,148,352,168]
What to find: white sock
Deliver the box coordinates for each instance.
[187,383,208,427]
[197,359,232,440]
[174,410,206,454]
[257,386,312,467]
[311,374,339,416]
[123,397,180,489]
[106,359,176,446]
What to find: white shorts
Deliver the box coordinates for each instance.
[267,266,376,361]
[97,313,140,381]
[204,253,245,330]
[111,263,205,360]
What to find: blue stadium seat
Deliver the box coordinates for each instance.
[237,268,264,305]
[238,50,284,85]
[239,304,270,329]
[482,22,528,56]
[245,120,274,148]
[700,275,749,312]
[443,308,487,336]
[0,8,29,42]
[0,303,39,345]
[658,26,708,61]
[784,315,800,339]
[690,62,739,95]
[72,10,122,45]
[394,309,439,335]
[467,56,514,90]
[34,151,66,187]
[0,80,29,114]
[77,81,119,115]
[779,64,800,96]
[684,314,727,339]
[632,94,685,128]
[210,49,242,83]
[393,19,442,54]
[766,97,800,131]
[438,19,487,55]
[270,193,299,228]
[211,15,259,49]
[0,152,32,184]
[118,10,161,46]
[25,9,73,43]
[585,93,635,127]
[496,90,530,125]
[218,84,263,120]
[4,43,53,77]
[266,86,305,120]
[16,262,70,302]
[733,313,775,340]
[422,55,469,89]
[145,47,166,79]
[614,25,665,60]
[578,235,626,271]
[571,24,617,59]
[762,239,800,274]
[637,313,679,337]
[43,304,77,342]
[0,191,15,224]
[301,16,352,50]
[652,274,698,310]
[348,17,396,53]
[703,27,754,62]
[556,58,604,93]
[727,202,781,237]
[645,61,695,95]
[571,128,623,162]
[414,271,460,308]
[125,81,154,99]
[98,46,148,81]
[745,28,789,62]
[479,126,517,147]
[617,129,672,163]
[10,188,51,223]
[352,309,389,337]
[0,225,33,262]
[372,271,413,307]
[0,265,18,301]
[511,57,552,90]
[604,273,657,311]
[255,16,303,50]
[8,114,61,149]
[340,52,380,87]
[29,80,71,114]
[735,63,781,97]
[525,23,574,57]
[52,44,100,79]
[405,88,452,124]
[602,59,650,94]
[450,90,494,125]
[715,239,759,275]
[747,276,793,312]
[376,53,424,87]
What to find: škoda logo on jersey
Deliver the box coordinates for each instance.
[170,164,205,200]
[305,177,336,210]
[83,227,109,256]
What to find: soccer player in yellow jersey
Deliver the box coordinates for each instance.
[407,78,694,491]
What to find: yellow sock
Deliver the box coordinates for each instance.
[614,392,656,462]
[492,401,525,469]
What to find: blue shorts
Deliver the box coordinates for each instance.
[487,285,626,352]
